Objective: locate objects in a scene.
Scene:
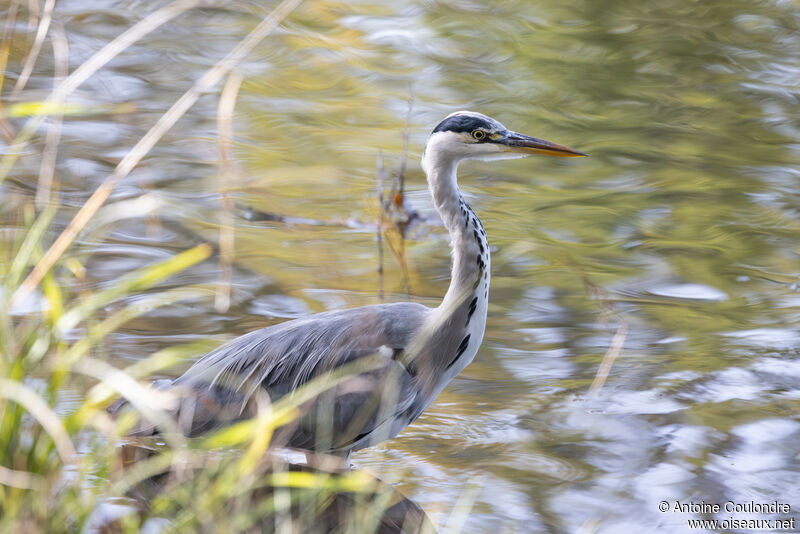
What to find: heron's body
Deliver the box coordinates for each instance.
[119,111,584,454]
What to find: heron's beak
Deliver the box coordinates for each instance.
[500,131,587,157]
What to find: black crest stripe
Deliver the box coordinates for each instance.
[432,115,493,134]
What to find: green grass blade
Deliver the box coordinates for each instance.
[55,243,212,337]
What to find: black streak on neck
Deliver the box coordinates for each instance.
[447,334,471,369]
[465,296,478,327]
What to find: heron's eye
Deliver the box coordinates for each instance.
[472,130,486,141]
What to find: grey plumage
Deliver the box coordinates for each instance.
[168,303,430,452]
[113,111,585,455]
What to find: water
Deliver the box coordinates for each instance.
[2,0,799,532]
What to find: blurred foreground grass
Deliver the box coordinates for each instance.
[0,1,434,532]
[0,212,432,533]
[2,229,434,533]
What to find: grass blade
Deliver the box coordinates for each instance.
[55,243,212,337]
[10,0,304,310]
[0,378,77,465]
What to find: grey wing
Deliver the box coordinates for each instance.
[168,302,431,451]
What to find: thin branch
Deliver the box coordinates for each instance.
[11,0,305,310]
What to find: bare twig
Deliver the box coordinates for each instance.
[588,321,628,396]
[215,71,243,313]
[11,0,305,310]
[35,20,67,210]
[12,0,55,96]
[374,91,417,299]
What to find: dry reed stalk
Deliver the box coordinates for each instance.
[0,464,42,490]
[0,0,21,142]
[11,0,55,96]
[0,0,202,185]
[214,71,243,313]
[11,0,305,310]
[26,0,39,30]
[35,21,67,210]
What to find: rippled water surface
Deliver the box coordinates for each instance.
[2,0,799,532]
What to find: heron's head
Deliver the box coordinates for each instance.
[422,111,586,171]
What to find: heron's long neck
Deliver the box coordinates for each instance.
[398,148,490,406]
[424,153,490,312]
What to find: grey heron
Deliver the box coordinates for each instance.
[116,111,585,454]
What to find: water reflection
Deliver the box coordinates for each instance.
[2,0,800,531]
